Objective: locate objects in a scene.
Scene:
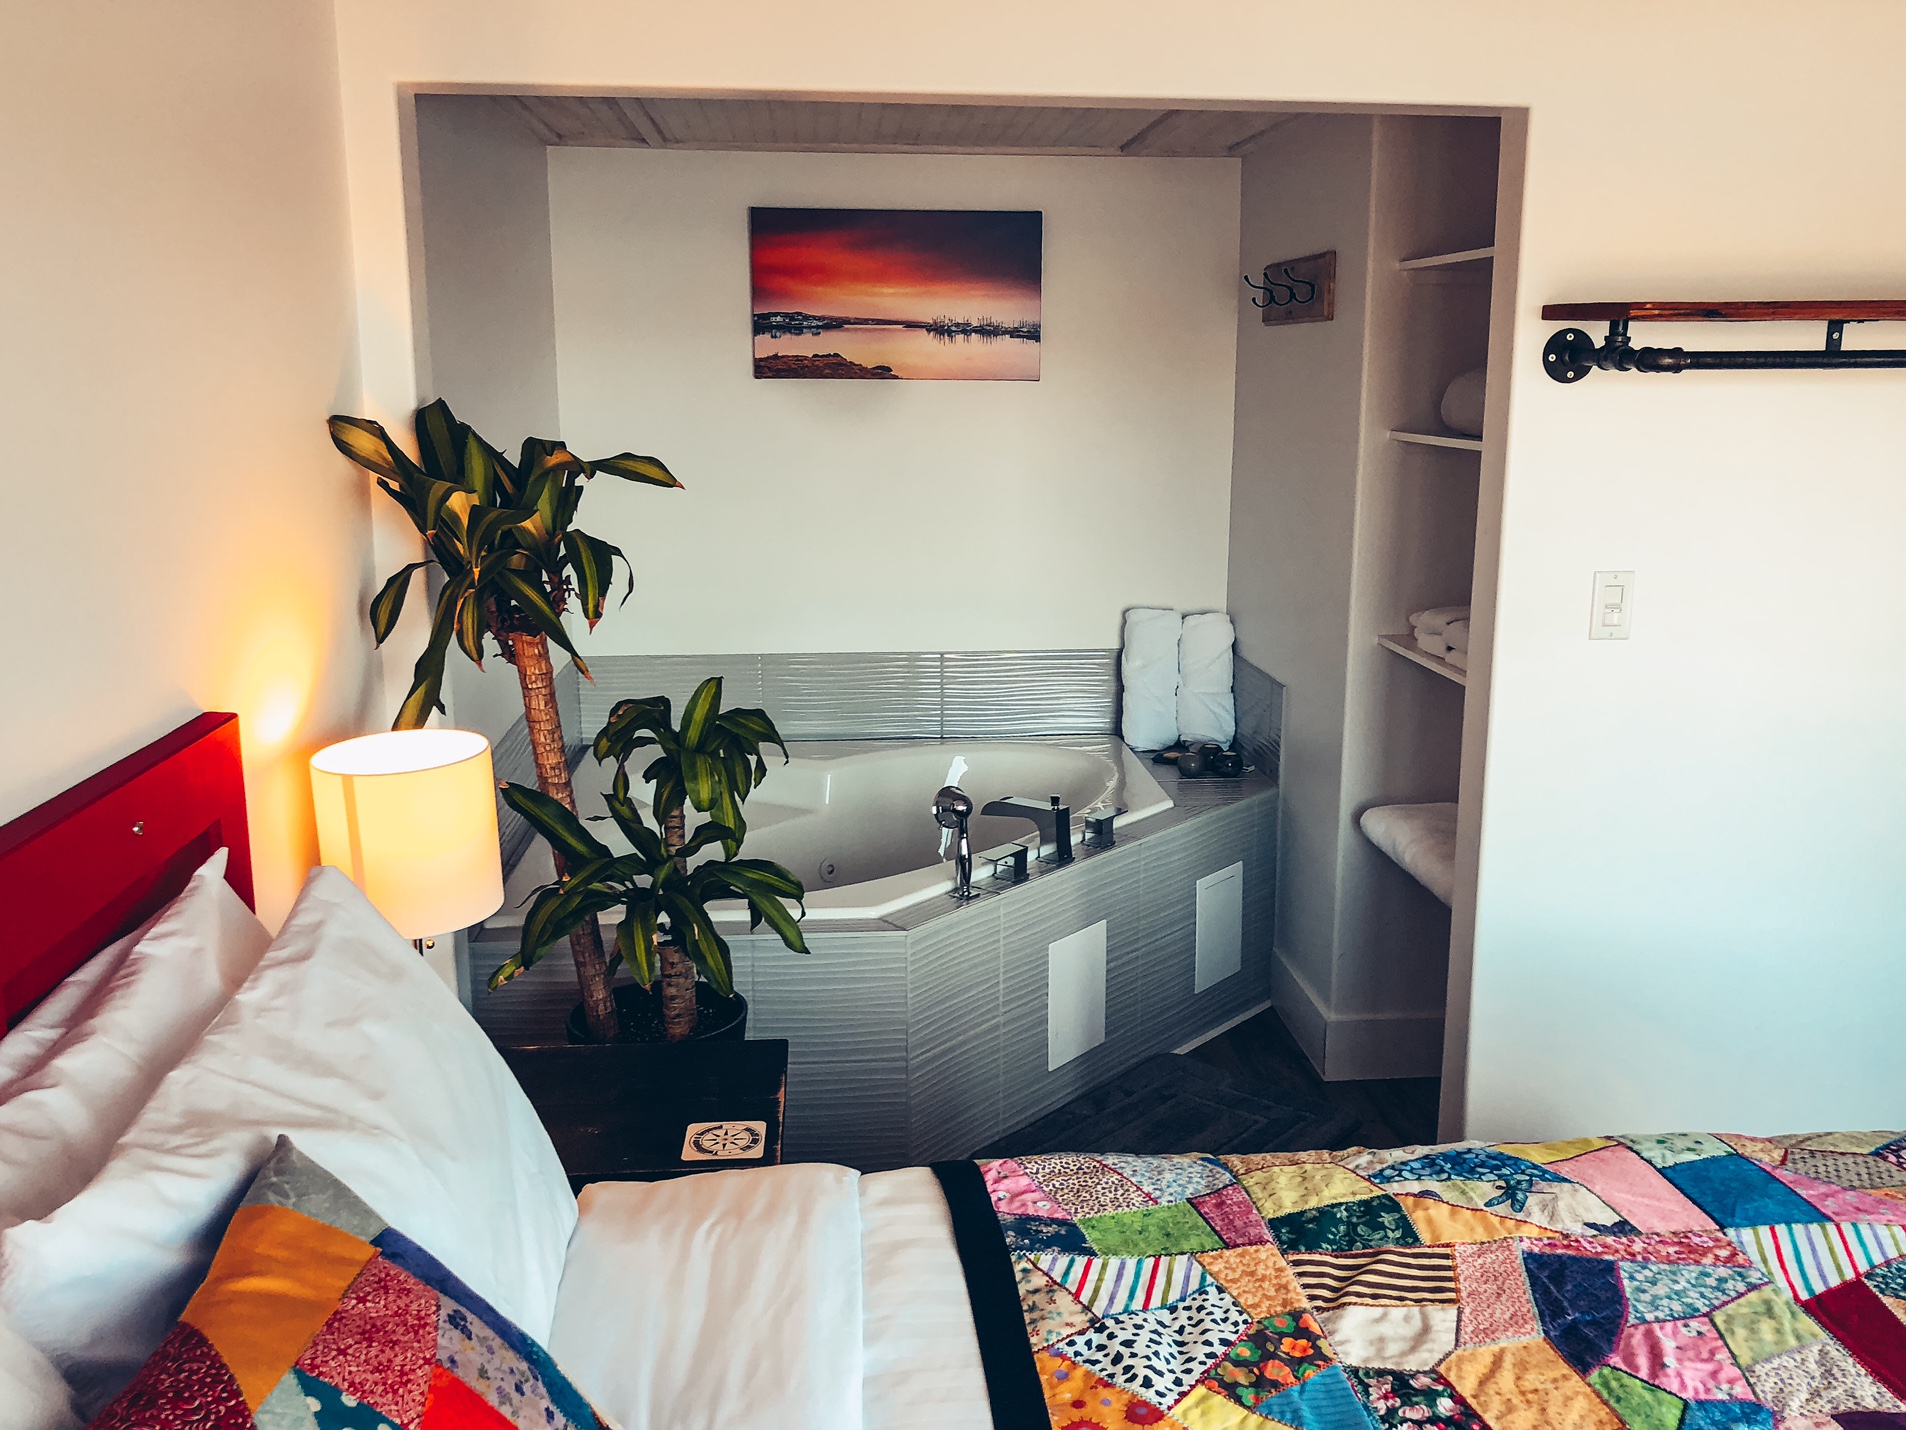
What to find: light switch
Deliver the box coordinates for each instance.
[1590,570,1634,640]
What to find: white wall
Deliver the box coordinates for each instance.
[1,0,367,927]
[547,148,1240,655]
[414,96,564,740]
[1225,116,1375,1064]
[330,0,1906,1140]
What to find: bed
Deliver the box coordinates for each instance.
[1,716,1902,1430]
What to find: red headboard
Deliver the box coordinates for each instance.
[0,713,252,1027]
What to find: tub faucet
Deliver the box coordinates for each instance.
[933,785,979,899]
[981,794,1073,865]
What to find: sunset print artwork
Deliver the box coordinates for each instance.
[750,208,1042,381]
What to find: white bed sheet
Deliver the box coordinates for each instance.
[859,1167,992,1430]
[547,1163,992,1430]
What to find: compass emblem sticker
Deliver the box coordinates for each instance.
[681,1120,768,1161]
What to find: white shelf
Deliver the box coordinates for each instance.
[1398,245,1495,271]
[1377,633,1468,686]
[1390,429,1483,452]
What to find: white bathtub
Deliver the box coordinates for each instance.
[498,739,1173,924]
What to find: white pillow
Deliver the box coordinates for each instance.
[0,1311,78,1430]
[0,848,269,1228]
[0,865,577,1416]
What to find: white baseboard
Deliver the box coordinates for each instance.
[1270,947,1445,1081]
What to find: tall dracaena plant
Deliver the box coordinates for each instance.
[492,678,807,1041]
[326,398,680,1043]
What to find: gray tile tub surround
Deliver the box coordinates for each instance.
[575,649,1119,739]
[718,779,1280,1169]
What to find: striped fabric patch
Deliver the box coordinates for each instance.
[1031,1253,1213,1317]
[1726,1221,1906,1300]
[1284,1245,1459,1309]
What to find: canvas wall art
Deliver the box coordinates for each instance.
[750,208,1042,381]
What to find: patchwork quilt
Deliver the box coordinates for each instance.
[976,1133,1906,1430]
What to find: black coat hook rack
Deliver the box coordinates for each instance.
[1542,301,1906,382]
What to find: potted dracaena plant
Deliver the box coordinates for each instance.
[326,398,680,1043]
[492,678,808,1042]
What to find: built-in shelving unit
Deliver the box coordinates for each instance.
[1389,429,1482,452]
[1399,245,1494,272]
[1377,634,1467,686]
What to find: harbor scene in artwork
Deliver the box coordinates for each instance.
[749,208,1042,381]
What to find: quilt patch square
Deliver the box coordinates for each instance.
[1048,1284,1255,1410]
[1346,1367,1488,1430]
[1023,1155,1157,1218]
[1097,1155,1236,1206]
[1657,1155,1824,1228]
[1284,1246,1457,1309]
[1198,1310,1334,1411]
[1081,1202,1226,1257]
[1520,1249,1626,1373]
[1617,1260,1768,1323]
[1190,1184,1272,1248]
[1195,1245,1309,1319]
[1265,1195,1422,1255]
[1607,1315,1754,1402]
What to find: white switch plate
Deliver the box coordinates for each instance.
[1589,569,1635,640]
[1194,863,1244,992]
[1047,921,1108,1071]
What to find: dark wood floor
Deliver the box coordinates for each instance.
[1187,1005,1443,1149]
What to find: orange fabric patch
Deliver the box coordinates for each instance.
[422,1364,516,1428]
[1440,1339,1624,1430]
[180,1204,377,1409]
[1393,1194,1558,1245]
[1035,1350,1189,1428]
[1195,1245,1309,1318]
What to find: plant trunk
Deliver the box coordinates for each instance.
[659,807,698,1041]
[510,632,619,1043]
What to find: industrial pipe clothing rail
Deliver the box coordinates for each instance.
[1539,300,1906,382]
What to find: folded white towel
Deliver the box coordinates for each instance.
[1415,628,1452,658]
[1408,605,1470,636]
[1360,802,1458,906]
[1176,612,1236,747]
[1446,648,1468,672]
[1442,618,1470,655]
[1120,608,1182,751]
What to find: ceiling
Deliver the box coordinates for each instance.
[486,95,1299,158]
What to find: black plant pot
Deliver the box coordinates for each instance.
[566,981,749,1045]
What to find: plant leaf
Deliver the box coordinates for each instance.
[454,580,488,666]
[672,820,738,860]
[368,561,430,645]
[393,573,466,729]
[415,399,464,484]
[499,782,612,862]
[328,415,424,486]
[590,453,684,488]
[617,900,660,987]
[680,678,722,749]
[463,429,499,506]
[563,530,626,627]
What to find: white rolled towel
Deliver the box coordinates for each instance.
[1120,608,1182,751]
[1447,648,1469,672]
[1442,618,1470,654]
[1177,612,1236,747]
[1415,627,1452,658]
[1409,605,1470,636]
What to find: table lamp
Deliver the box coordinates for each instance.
[309,729,505,957]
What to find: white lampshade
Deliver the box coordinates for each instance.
[310,729,504,940]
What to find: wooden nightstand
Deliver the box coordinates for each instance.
[500,1039,788,1190]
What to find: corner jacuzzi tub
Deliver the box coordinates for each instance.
[503,739,1173,923]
